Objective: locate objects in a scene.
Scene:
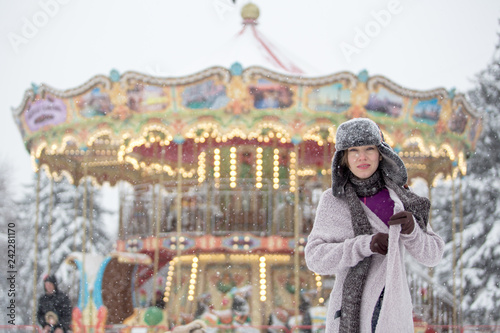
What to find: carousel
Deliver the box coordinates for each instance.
[13,3,481,332]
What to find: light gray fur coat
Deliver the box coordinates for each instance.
[305,188,444,333]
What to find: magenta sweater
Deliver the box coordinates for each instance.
[359,188,394,226]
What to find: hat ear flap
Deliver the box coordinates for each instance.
[378,142,408,186]
[331,150,349,197]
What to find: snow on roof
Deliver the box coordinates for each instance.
[183,4,320,77]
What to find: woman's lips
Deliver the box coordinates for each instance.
[358,164,370,169]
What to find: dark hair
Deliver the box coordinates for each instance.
[340,150,349,167]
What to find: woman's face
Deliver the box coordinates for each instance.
[346,145,380,179]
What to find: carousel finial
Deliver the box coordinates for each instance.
[357,69,369,83]
[31,82,39,95]
[241,3,259,22]
[110,69,121,82]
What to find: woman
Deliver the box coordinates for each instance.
[304,118,444,333]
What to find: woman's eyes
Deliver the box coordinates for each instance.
[349,147,375,152]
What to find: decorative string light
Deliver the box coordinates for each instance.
[164,257,178,303]
[180,169,196,178]
[405,163,427,170]
[402,137,428,156]
[88,130,114,146]
[230,146,237,188]
[273,148,280,190]
[303,125,328,145]
[315,273,322,293]
[259,256,267,302]
[381,130,394,147]
[60,135,79,153]
[457,152,467,176]
[198,253,227,262]
[187,257,199,301]
[214,148,221,188]
[289,151,297,193]
[297,169,316,176]
[440,143,456,160]
[185,123,219,141]
[264,254,291,262]
[256,147,263,189]
[167,236,186,250]
[432,173,445,188]
[247,123,291,143]
[298,237,306,252]
[228,254,259,261]
[117,128,172,169]
[198,152,206,183]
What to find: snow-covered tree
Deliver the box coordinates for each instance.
[0,160,16,229]
[16,172,112,325]
[0,160,18,324]
[433,28,500,325]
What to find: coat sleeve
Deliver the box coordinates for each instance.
[305,190,374,276]
[59,293,73,330]
[37,297,46,327]
[400,217,444,267]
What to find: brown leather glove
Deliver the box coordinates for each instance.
[388,211,415,234]
[370,233,389,255]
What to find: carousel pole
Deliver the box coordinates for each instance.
[81,158,88,283]
[271,138,278,235]
[81,152,91,328]
[322,138,329,190]
[71,183,79,303]
[427,181,435,323]
[152,176,156,237]
[459,173,465,326]
[32,169,41,327]
[206,136,212,234]
[152,147,165,307]
[151,140,159,236]
[118,183,124,240]
[293,143,300,327]
[451,172,457,329]
[73,187,78,251]
[89,185,94,250]
[47,177,54,274]
[175,142,183,326]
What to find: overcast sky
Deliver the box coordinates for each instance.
[1,0,500,197]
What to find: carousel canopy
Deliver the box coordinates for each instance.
[11,4,481,187]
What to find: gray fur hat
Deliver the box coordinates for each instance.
[331,118,407,196]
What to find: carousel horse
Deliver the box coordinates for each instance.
[194,286,259,333]
[267,294,327,333]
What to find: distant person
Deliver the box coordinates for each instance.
[37,275,72,333]
[305,118,444,332]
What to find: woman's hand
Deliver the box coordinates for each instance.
[389,211,415,234]
[370,233,389,255]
